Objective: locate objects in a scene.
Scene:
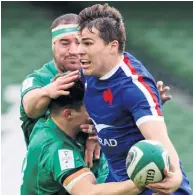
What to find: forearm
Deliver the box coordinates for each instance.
[23,88,51,118]
[90,180,140,195]
[155,134,180,172]
[140,121,180,172]
[72,180,140,195]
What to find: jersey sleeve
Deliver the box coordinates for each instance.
[21,74,44,99]
[43,142,93,193]
[122,77,164,127]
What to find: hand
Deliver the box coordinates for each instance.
[84,135,100,168]
[43,70,80,99]
[147,168,182,194]
[80,124,96,135]
[157,81,172,105]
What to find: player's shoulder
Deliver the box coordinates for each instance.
[26,60,57,79]
[29,118,51,144]
[120,52,156,86]
[122,52,153,78]
[21,60,57,91]
[30,118,77,151]
[123,52,144,67]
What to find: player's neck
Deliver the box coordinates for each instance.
[51,116,78,140]
[100,54,122,78]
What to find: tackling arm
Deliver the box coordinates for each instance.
[139,120,182,177]
[138,120,183,193]
[70,173,140,195]
[48,143,141,195]
[22,70,79,119]
[22,87,52,118]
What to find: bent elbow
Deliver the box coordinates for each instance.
[24,106,39,119]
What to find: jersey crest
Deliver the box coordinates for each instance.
[103,88,113,105]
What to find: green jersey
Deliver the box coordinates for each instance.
[20,60,59,145]
[21,117,109,195]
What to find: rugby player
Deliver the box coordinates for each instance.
[77,4,192,195]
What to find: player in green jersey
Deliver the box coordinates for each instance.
[21,78,141,195]
[20,14,80,145]
[19,14,101,167]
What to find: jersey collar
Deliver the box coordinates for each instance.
[99,55,124,80]
[45,117,63,135]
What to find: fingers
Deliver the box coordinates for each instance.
[147,178,171,189]
[148,186,169,194]
[157,81,163,91]
[161,86,170,94]
[157,81,171,95]
[161,86,172,100]
[84,148,94,168]
[163,168,174,178]
[157,81,172,104]
[80,124,95,134]
[88,136,97,141]
[62,70,80,81]
[164,95,172,101]
[56,82,75,96]
[58,82,75,90]
[81,124,90,133]
[84,142,100,168]
[59,90,70,96]
[87,125,94,134]
[163,168,169,176]
[148,169,180,195]
[55,70,80,86]
[59,75,79,84]
[84,136,95,168]
[147,180,173,193]
[63,70,80,78]
[94,143,100,159]
[84,134,100,168]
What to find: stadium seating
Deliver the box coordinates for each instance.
[2,2,52,113]
[126,18,193,86]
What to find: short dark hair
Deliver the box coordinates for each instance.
[78,4,126,53]
[49,75,84,114]
[50,13,78,30]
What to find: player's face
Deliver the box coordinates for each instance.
[53,33,80,72]
[78,28,111,77]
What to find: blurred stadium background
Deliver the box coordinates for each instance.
[1,1,193,194]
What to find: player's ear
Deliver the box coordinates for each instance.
[109,40,119,54]
[63,109,73,120]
